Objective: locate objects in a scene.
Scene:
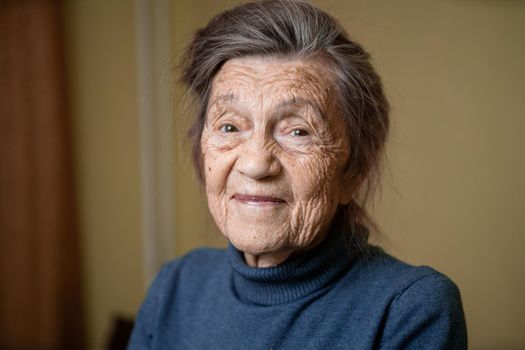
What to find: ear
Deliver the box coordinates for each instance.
[339,172,360,205]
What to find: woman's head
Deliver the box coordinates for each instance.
[180,0,389,263]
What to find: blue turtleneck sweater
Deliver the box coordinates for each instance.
[128,227,467,349]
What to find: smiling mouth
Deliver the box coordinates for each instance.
[233,194,286,206]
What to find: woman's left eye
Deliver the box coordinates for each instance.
[290,129,309,137]
[219,124,239,133]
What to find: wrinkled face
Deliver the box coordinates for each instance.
[201,56,352,258]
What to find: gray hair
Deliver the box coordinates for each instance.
[180,0,389,234]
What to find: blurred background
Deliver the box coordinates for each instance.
[1,0,524,349]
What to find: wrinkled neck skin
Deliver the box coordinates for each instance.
[201,56,354,269]
[242,230,327,267]
[244,250,290,268]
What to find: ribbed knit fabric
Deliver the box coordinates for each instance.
[128,226,467,349]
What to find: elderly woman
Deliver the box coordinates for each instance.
[129,0,467,349]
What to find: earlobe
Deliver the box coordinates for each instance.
[340,187,353,205]
[339,173,359,205]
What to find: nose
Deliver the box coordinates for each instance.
[236,135,281,180]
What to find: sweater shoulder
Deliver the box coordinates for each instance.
[348,245,460,302]
[179,246,227,267]
[163,246,228,278]
[359,247,468,348]
[160,247,229,288]
[127,247,228,349]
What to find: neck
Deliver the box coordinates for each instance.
[243,251,291,268]
[242,237,327,268]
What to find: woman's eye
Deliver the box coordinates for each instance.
[219,124,239,133]
[290,129,309,137]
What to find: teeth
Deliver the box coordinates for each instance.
[235,194,284,203]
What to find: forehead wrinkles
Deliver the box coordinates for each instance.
[211,59,336,112]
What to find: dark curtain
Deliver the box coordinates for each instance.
[0,0,84,349]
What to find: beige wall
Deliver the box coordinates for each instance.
[63,1,144,349]
[64,0,525,349]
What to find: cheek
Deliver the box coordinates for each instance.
[284,156,337,246]
[201,133,242,220]
[202,135,231,189]
[201,146,231,232]
[286,142,349,236]
[202,152,225,192]
[292,144,348,198]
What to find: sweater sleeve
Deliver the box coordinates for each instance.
[127,262,173,350]
[379,272,467,350]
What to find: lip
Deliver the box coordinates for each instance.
[233,193,286,206]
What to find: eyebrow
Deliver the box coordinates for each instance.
[208,93,236,110]
[206,94,245,126]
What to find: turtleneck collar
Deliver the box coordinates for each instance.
[227,217,368,306]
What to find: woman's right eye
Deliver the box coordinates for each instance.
[219,124,239,133]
